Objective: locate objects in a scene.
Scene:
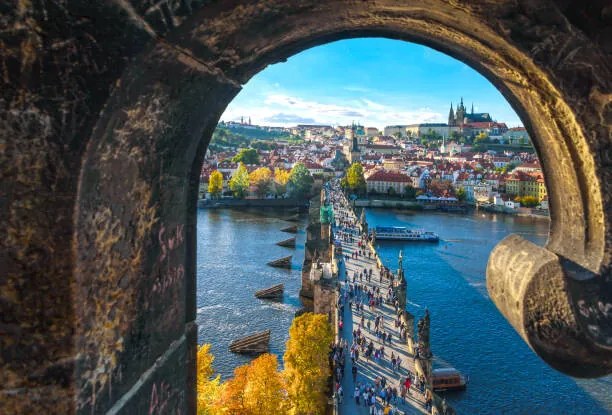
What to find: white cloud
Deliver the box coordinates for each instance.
[221,93,444,129]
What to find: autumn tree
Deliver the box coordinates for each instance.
[274,168,291,197]
[197,344,222,415]
[218,365,248,414]
[427,179,453,197]
[244,354,289,414]
[229,162,250,198]
[455,186,467,201]
[283,313,333,415]
[249,167,273,198]
[346,162,366,195]
[232,148,260,165]
[288,162,313,199]
[208,170,223,199]
[216,354,288,415]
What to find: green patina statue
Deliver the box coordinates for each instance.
[320,204,334,224]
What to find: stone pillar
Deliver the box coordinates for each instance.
[416,310,433,395]
[321,222,330,244]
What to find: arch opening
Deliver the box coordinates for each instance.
[2,2,609,414]
[74,9,610,414]
[194,37,610,414]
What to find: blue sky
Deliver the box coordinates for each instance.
[221,38,523,130]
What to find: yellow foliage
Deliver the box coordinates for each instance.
[244,354,289,414]
[274,168,291,185]
[218,365,248,414]
[197,344,222,415]
[217,354,289,415]
[274,168,291,196]
[283,313,333,415]
[198,315,332,415]
[249,167,273,197]
[208,170,224,198]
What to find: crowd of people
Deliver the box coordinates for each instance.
[326,181,433,415]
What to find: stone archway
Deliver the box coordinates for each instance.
[1,1,610,414]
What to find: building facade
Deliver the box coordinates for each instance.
[365,169,413,195]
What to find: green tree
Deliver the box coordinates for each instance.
[340,177,348,190]
[456,187,467,201]
[346,162,366,195]
[387,186,396,197]
[249,167,273,198]
[208,170,223,199]
[232,148,260,165]
[283,313,333,415]
[229,162,250,198]
[288,162,313,199]
[403,185,416,199]
[519,195,539,207]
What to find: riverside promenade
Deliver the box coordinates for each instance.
[328,185,436,415]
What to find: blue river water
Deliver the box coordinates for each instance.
[196,207,611,414]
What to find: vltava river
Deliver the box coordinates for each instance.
[197,207,611,414]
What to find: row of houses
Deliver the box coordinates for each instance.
[205,120,545,208]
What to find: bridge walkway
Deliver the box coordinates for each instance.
[331,198,429,415]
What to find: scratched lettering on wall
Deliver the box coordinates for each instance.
[149,380,184,415]
[153,223,185,296]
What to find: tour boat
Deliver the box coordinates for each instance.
[374,226,439,242]
[432,368,468,391]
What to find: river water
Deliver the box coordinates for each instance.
[196,207,611,414]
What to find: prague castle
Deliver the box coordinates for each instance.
[448,97,493,126]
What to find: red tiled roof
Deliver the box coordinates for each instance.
[366,170,411,183]
[303,161,323,169]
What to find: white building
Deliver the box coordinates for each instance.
[365,169,413,195]
[405,123,461,138]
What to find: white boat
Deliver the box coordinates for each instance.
[432,367,468,391]
[374,226,439,242]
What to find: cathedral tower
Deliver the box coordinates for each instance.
[456,97,466,125]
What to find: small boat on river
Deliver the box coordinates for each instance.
[432,367,468,391]
[374,226,439,242]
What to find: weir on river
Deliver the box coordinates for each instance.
[327,183,451,415]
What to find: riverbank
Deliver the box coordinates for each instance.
[197,197,309,209]
[354,197,550,220]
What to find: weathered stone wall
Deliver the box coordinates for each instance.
[313,282,337,321]
[1,1,610,413]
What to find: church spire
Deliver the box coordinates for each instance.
[448,102,455,126]
[471,103,474,114]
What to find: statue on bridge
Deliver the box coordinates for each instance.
[417,308,432,359]
[359,207,368,234]
[397,250,404,283]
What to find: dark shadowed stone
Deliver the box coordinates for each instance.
[1,1,610,413]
